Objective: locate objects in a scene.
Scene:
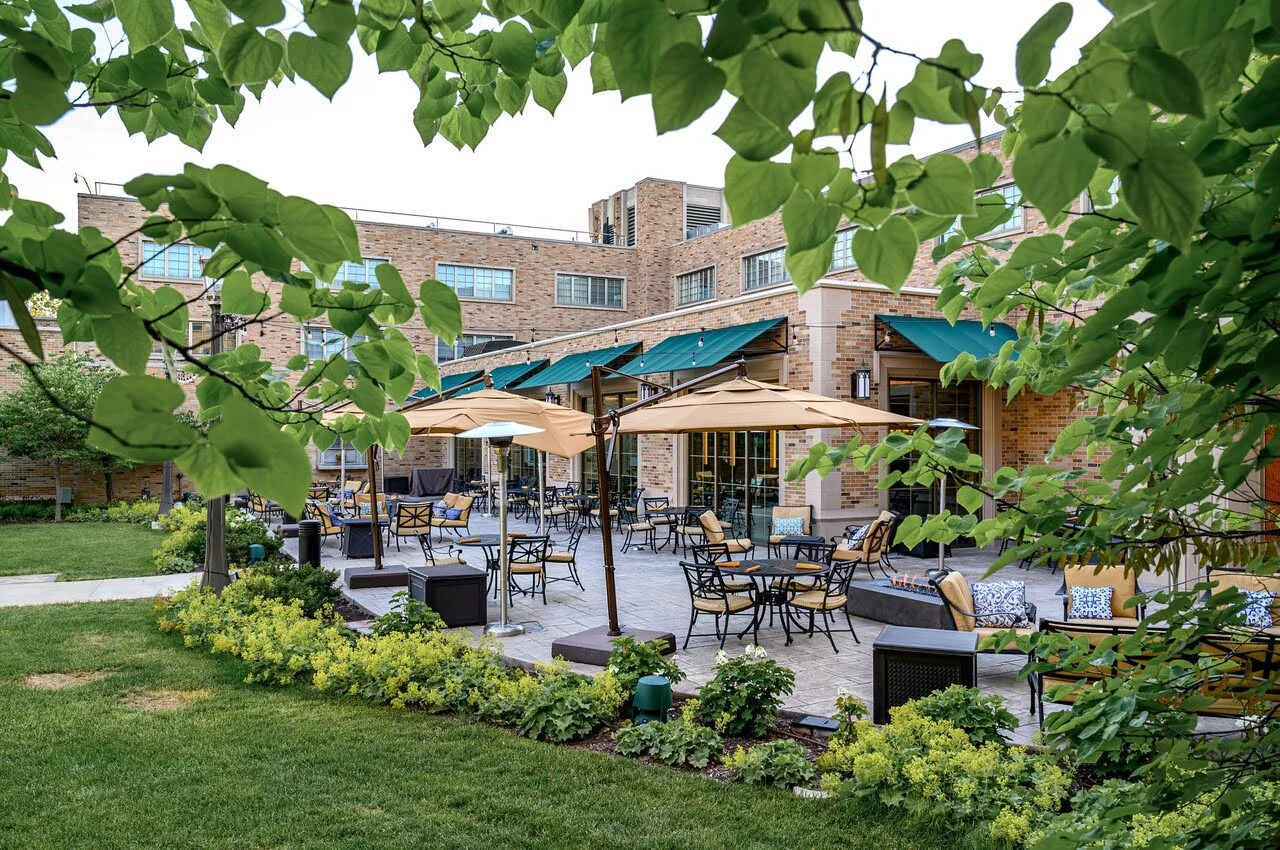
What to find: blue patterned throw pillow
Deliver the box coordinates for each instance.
[773,516,805,536]
[971,580,1030,628]
[444,508,463,520]
[1068,586,1114,620]
[1243,590,1276,629]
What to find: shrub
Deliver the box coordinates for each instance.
[724,740,816,787]
[912,685,1017,746]
[153,503,281,573]
[237,559,340,617]
[606,635,684,701]
[0,500,55,523]
[370,591,445,636]
[312,629,513,713]
[831,688,869,744]
[105,498,160,525]
[818,702,1072,847]
[697,645,795,737]
[214,598,351,685]
[613,705,723,768]
[482,660,627,742]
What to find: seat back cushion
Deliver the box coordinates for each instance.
[772,506,810,534]
[453,495,474,518]
[1210,571,1280,622]
[938,571,976,631]
[699,510,725,543]
[1064,563,1136,618]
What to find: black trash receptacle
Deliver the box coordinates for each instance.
[297,519,322,568]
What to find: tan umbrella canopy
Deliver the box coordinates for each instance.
[615,377,922,433]
[400,389,595,458]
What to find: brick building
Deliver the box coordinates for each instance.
[1,131,1090,536]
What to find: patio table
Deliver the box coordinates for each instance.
[718,558,832,645]
[772,534,826,558]
[646,506,707,551]
[455,533,536,591]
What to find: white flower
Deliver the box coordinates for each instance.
[837,686,849,697]
[669,654,680,666]
[744,644,756,657]
[715,649,728,665]
[754,646,767,660]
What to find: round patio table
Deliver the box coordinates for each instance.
[645,506,708,551]
[456,533,538,594]
[717,558,832,645]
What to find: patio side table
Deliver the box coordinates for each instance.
[406,565,488,627]
[872,625,977,724]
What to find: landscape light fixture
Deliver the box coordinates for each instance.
[853,363,872,401]
[456,421,545,638]
[544,388,561,406]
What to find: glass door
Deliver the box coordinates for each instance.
[887,379,981,518]
[455,439,484,483]
[685,431,779,543]
[581,392,639,496]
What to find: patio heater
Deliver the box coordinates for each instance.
[925,417,980,572]
[456,421,545,638]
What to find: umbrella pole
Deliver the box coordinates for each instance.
[938,472,947,572]
[744,432,752,541]
[592,365,623,636]
[537,451,546,535]
[368,445,383,570]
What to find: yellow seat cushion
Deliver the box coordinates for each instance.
[721,579,753,592]
[698,510,726,543]
[1065,616,1141,628]
[509,563,544,575]
[676,525,704,536]
[693,594,755,613]
[426,556,468,567]
[936,571,976,632]
[628,522,654,532]
[771,506,811,535]
[789,589,846,610]
[1208,571,1280,623]
[546,551,574,563]
[649,515,674,525]
[974,626,1036,651]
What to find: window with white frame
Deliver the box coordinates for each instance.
[188,320,213,357]
[742,247,790,290]
[942,184,1024,243]
[303,327,366,361]
[326,258,387,288]
[676,267,716,305]
[830,228,856,271]
[319,438,367,469]
[0,299,14,327]
[436,332,515,364]
[438,264,513,301]
[139,240,213,279]
[555,273,624,309]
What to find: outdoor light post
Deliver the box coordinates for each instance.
[457,421,545,638]
[925,417,980,572]
[200,268,231,594]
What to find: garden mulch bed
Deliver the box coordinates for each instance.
[335,595,375,622]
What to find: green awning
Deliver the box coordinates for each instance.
[456,360,549,396]
[617,318,784,376]
[411,370,482,399]
[877,315,1018,362]
[513,342,640,389]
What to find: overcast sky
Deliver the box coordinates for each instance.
[14,1,1109,235]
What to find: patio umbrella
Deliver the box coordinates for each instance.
[400,389,594,458]
[611,378,922,538]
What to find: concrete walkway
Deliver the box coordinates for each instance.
[0,572,199,607]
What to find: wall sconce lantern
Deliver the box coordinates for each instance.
[852,363,872,401]
[544,388,562,406]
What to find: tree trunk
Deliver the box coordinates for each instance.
[104,468,114,503]
[53,461,62,523]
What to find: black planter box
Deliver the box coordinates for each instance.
[872,626,977,724]
[407,565,488,627]
[341,519,381,559]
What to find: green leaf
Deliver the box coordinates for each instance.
[89,376,195,463]
[785,238,835,294]
[115,0,174,51]
[10,53,70,126]
[287,33,352,99]
[1012,133,1098,226]
[67,0,117,24]
[1121,143,1204,250]
[307,0,357,43]
[92,313,151,375]
[1016,2,1072,87]
[530,69,568,112]
[530,0,584,30]
[278,197,360,264]
[491,21,536,80]
[969,152,1003,189]
[222,0,284,26]
[906,154,975,216]
[724,156,793,226]
[605,0,698,99]
[1230,57,1280,131]
[715,100,790,162]
[956,485,985,514]
[374,264,414,306]
[1009,233,1064,268]
[220,270,269,315]
[782,186,841,253]
[218,22,285,86]
[0,278,44,360]
[651,43,725,133]
[852,216,917,289]
[740,46,816,128]
[1129,47,1204,117]
[1151,0,1233,53]
[208,396,311,514]
[419,280,463,346]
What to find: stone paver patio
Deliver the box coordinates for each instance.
[287,512,1064,741]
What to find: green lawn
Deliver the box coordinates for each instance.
[0,602,978,849]
[0,522,164,581]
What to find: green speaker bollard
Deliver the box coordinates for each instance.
[633,675,672,725]
[247,544,266,563]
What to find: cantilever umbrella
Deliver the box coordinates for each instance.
[400,389,594,457]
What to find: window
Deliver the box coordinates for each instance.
[188,320,213,357]
[328,258,386,288]
[438,264,513,301]
[0,299,14,328]
[742,247,790,290]
[139,240,213,279]
[319,438,367,469]
[676,267,716,306]
[436,332,515,364]
[943,184,1024,243]
[555,273,624,309]
[303,327,366,361]
[830,229,856,271]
